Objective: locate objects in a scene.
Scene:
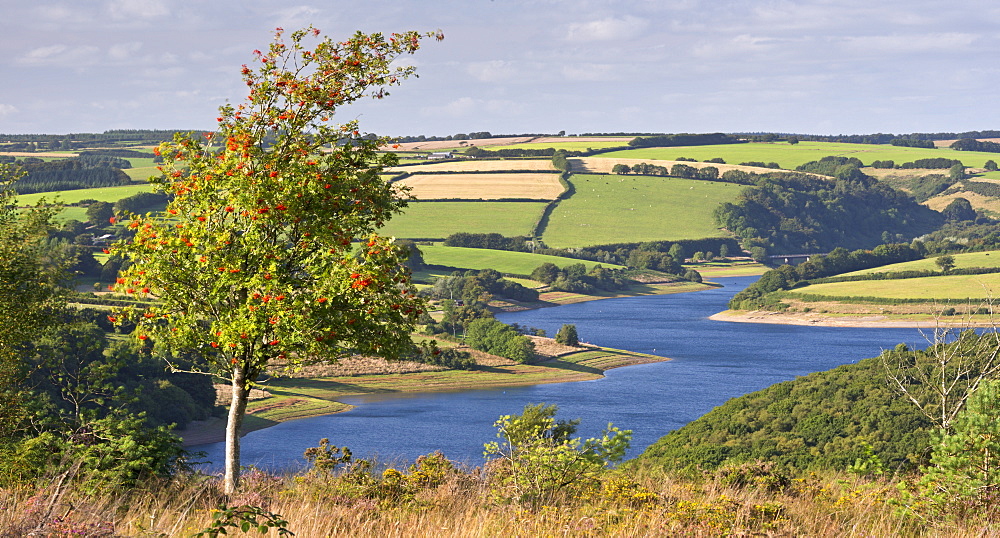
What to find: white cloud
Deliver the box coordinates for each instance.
[840,32,977,54]
[23,45,68,62]
[108,41,144,61]
[18,44,101,66]
[565,15,649,42]
[273,6,322,29]
[691,34,793,60]
[467,60,518,83]
[0,104,18,118]
[35,5,81,22]
[423,96,477,118]
[105,0,169,21]
[561,63,615,82]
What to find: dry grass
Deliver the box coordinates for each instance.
[863,167,946,180]
[3,463,990,537]
[397,173,564,200]
[925,190,1000,215]
[282,356,446,378]
[389,159,555,173]
[527,335,591,358]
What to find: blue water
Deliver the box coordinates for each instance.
[191,276,927,472]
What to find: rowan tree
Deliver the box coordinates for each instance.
[109,26,439,493]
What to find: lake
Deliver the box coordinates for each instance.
[191,276,929,472]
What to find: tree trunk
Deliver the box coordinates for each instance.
[224,364,250,495]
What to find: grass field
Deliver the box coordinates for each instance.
[792,273,1000,300]
[540,174,739,248]
[389,159,555,172]
[379,201,547,239]
[15,184,155,206]
[841,250,1000,277]
[597,141,1000,170]
[52,206,89,222]
[399,173,564,200]
[123,166,160,181]
[483,140,632,151]
[419,244,624,274]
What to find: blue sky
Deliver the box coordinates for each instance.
[1,0,998,137]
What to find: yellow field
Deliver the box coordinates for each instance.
[397,173,565,200]
[389,159,555,173]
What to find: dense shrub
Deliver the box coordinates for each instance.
[464,318,536,363]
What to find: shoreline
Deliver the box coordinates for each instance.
[709,309,999,328]
[179,346,668,447]
[178,265,763,447]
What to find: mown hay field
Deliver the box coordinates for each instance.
[792,273,1000,300]
[420,244,623,275]
[389,159,555,172]
[379,201,546,239]
[599,141,1000,170]
[540,174,738,248]
[398,173,564,200]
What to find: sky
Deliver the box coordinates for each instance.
[1,0,999,138]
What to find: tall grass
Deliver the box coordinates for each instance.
[2,458,992,536]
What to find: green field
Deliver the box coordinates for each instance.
[793,273,1000,300]
[15,184,155,206]
[597,141,1000,171]
[123,166,160,181]
[378,201,546,239]
[53,206,90,223]
[419,244,624,275]
[541,174,738,248]
[841,250,1000,277]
